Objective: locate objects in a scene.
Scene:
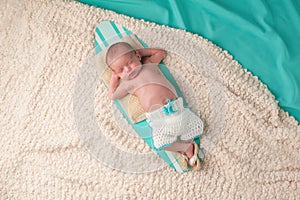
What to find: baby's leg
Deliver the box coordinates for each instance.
[162,139,194,158]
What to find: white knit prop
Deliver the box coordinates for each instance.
[146,98,204,149]
[1,0,299,199]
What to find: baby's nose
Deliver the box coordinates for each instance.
[124,66,131,72]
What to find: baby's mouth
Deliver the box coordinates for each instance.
[121,65,143,80]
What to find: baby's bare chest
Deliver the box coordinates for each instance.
[126,67,165,91]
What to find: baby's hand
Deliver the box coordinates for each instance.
[108,90,114,99]
[110,73,119,83]
[108,73,120,99]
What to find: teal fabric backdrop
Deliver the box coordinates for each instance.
[78,0,300,123]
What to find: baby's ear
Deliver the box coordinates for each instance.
[108,66,115,73]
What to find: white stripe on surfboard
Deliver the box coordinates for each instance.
[95,32,106,51]
[98,22,123,45]
[165,151,184,172]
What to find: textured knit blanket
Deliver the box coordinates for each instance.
[1,0,299,199]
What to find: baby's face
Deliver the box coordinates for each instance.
[110,51,142,79]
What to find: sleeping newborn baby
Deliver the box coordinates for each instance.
[106,42,204,170]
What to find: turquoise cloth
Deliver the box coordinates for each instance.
[79,0,300,122]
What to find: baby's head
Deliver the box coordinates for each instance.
[106,42,142,79]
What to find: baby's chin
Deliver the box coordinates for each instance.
[121,72,138,80]
[121,66,143,80]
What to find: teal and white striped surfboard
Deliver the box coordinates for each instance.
[94,21,204,173]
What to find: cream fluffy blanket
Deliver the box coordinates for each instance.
[1,0,299,199]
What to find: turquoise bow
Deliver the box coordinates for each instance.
[163,99,178,115]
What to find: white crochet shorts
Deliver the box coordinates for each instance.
[145,97,204,150]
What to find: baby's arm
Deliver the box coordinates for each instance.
[108,73,120,99]
[137,48,166,64]
[108,74,129,100]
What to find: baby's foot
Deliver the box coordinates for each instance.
[183,143,194,159]
[183,142,202,170]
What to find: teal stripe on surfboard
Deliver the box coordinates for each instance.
[95,27,109,47]
[109,21,123,39]
[94,39,102,54]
